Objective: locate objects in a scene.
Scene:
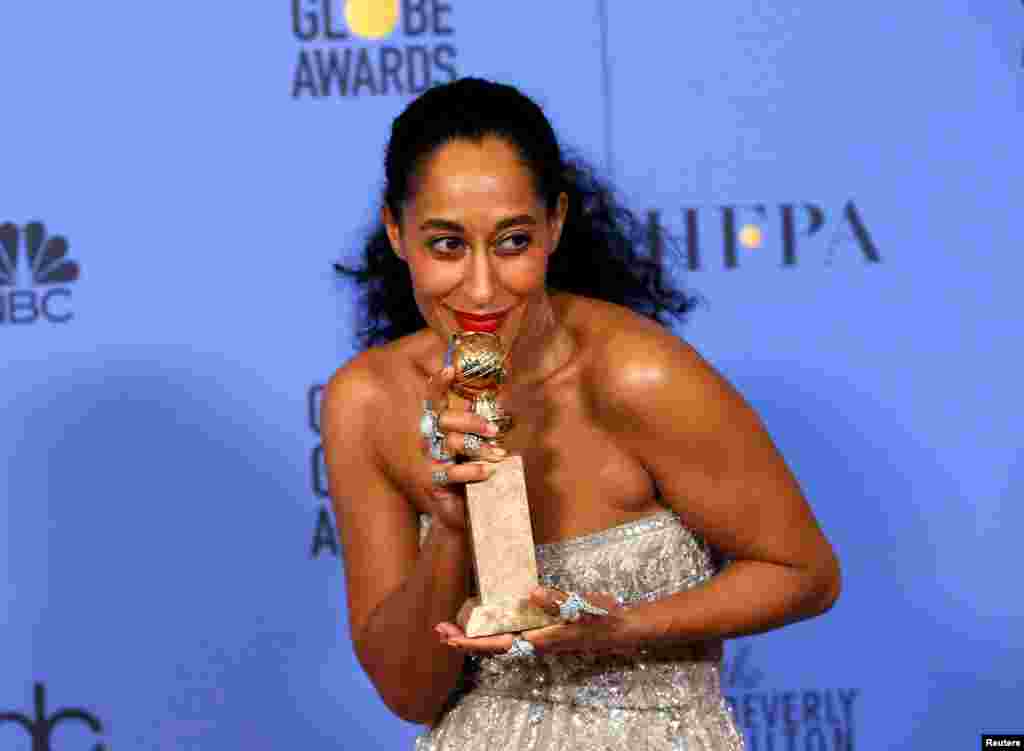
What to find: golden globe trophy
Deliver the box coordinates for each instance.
[446,332,559,637]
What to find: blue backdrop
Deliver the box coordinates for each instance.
[2,1,1021,749]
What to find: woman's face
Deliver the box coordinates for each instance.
[383,136,567,356]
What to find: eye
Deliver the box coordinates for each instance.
[429,236,464,255]
[496,233,531,253]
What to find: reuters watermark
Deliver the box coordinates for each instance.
[983,735,1024,749]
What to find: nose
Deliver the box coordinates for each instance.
[463,247,497,306]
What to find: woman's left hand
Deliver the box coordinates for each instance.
[435,588,633,656]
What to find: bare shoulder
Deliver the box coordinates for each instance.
[323,342,399,459]
[571,297,736,424]
[325,333,426,415]
[323,349,389,440]
[323,335,425,467]
[326,349,382,408]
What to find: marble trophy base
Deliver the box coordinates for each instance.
[455,455,559,638]
[456,596,557,638]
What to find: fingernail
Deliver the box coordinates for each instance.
[489,447,507,458]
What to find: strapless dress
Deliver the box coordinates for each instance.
[414,510,745,750]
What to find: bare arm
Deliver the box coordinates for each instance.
[323,355,473,725]
[597,326,842,646]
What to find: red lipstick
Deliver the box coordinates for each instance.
[450,308,510,333]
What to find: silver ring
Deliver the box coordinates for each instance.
[558,592,609,623]
[419,408,440,441]
[430,435,452,462]
[421,403,451,461]
[499,636,536,660]
[463,433,483,457]
[431,469,449,487]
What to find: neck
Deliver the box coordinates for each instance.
[503,293,574,388]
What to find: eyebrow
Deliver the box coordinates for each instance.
[419,215,537,233]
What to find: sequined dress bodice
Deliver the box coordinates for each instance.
[414,511,745,750]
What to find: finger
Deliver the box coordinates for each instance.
[529,587,567,618]
[437,410,500,442]
[428,485,467,528]
[426,365,454,412]
[443,633,518,654]
[445,431,507,462]
[429,460,496,491]
[529,588,617,621]
[434,622,464,640]
[583,592,623,613]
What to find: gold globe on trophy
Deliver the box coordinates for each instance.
[448,332,514,438]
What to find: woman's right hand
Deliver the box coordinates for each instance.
[422,365,508,533]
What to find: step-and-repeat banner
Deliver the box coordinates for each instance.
[3,2,1021,749]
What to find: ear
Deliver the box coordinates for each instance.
[547,192,569,254]
[382,204,405,261]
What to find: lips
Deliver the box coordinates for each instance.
[450,308,511,333]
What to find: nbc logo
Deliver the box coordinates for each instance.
[0,221,80,324]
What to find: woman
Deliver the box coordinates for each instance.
[324,78,840,750]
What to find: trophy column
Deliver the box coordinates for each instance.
[446,332,559,637]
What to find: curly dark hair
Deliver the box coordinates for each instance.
[336,77,703,350]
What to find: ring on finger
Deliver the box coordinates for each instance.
[557,591,609,622]
[463,433,484,457]
[430,433,452,462]
[421,401,451,461]
[419,406,440,441]
[431,468,450,487]
[499,635,536,661]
